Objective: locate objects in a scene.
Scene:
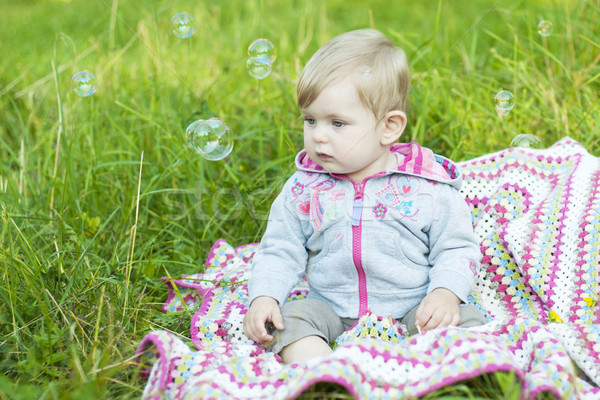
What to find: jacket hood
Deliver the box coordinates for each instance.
[295,142,462,189]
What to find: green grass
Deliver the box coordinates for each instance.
[0,0,598,398]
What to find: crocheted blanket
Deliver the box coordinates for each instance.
[137,137,600,399]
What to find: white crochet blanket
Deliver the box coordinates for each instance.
[137,137,600,399]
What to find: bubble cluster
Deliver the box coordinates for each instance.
[511,134,542,149]
[171,12,196,39]
[186,118,234,161]
[537,20,553,37]
[494,90,515,116]
[72,70,97,97]
[246,38,276,80]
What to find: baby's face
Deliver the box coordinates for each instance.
[301,77,394,183]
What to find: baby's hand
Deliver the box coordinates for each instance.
[243,296,284,343]
[415,288,461,333]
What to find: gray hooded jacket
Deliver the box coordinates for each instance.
[248,142,480,318]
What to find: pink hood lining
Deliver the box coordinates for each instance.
[295,142,458,183]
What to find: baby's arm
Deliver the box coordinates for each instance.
[414,287,461,332]
[243,296,285,343]
[426,184,480,306]
[246,175,311,342]
[416,183,480,332]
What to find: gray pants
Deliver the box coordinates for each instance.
[270,298,486,354]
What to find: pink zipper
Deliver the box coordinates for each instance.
[351,182,368,316]
[333,172,387,317]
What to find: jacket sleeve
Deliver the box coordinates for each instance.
[247,177,310,306]
[426,183,480,303]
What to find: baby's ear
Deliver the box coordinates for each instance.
[380,110,407,145]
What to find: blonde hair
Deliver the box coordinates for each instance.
[297,29,410,120]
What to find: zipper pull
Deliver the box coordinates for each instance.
[352,183,365,226]
[352,198,363,226]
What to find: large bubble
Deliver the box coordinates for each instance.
[494,90,515,116]
[186,118,234,161]
[171,12,196,39]
[537,20,553,37]
[511,134,542,149]
[247,39,277,63]
[72,70,97,97]
[246,57,272,80]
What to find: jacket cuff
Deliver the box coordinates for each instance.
[248,277,291,307]
[427,269,474,303]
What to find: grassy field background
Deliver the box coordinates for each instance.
[0,0,598,398]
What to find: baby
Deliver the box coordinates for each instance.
[243,29,485,364]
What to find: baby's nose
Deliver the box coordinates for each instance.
[312,126,329,143]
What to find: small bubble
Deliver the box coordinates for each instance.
[246,56,272,80]
[248,39,276,63]
[72,70,97,97]
[494,90,514,116]
[186,118,234,161]
[171,12,196,39]
[511,134,542,149]
[360,65,373,81]
[537,20,553,37]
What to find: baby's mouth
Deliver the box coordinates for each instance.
[317,152,333,161]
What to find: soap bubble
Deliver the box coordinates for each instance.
[171,12,196,39]
[360,65,373,81]
[494,90,514,116]
[72,70,97,97]
[186,118,234,161]
[248,39,276,63]
[537,20,553,37]
[246,39,276,80]
[246,56,272,80]
[511,134,542,149]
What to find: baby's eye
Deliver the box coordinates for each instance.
[304,117,316,125]
[332,120,345,128]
